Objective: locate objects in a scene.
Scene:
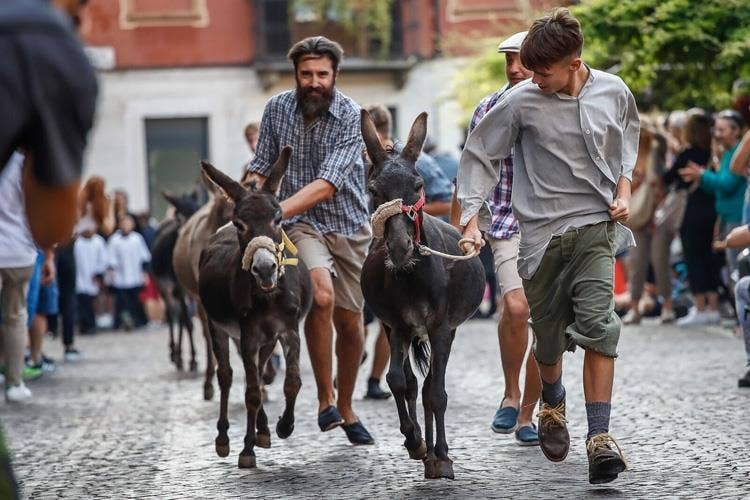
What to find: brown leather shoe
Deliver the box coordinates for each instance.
[537,398,569,462]
[587,433,627,484]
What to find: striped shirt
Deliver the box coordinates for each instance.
[469,84,518,240]
[249,89,368,235]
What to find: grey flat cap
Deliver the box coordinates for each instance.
[497,31,528,53]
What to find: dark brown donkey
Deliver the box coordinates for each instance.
[152,190,202,371]
[360,110,484,479]
[198,147,312,469]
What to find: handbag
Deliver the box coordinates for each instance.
[653,187,689,234]
[626,181,656,230]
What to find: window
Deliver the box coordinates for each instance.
[145,118,208,218]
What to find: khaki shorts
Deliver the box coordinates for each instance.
[285,222,371,312]
[522,221,621,365]
[489,234,523,297]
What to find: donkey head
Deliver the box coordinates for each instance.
[200,146,292,291]
[362,109,428,271]
[162,189,201,222]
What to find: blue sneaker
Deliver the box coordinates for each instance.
[491,403,519,434]
[515,424,539,446]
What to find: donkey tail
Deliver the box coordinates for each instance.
[410,337,430,377]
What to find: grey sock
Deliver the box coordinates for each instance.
[541,375,565,405]
[586,402,611,440]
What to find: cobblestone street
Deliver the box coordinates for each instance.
[2,318,749,499]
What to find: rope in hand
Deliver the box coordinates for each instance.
[416,237,479,261]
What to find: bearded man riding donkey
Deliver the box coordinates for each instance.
[361,110,484,479]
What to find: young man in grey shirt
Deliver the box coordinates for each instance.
[457,9,639,484]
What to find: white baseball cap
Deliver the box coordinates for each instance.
[497,31,528,53]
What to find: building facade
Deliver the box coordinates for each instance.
[80,0,565,216]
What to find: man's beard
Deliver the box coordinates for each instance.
[296,81,335,120]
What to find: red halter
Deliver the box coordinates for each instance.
[401,190,425,244]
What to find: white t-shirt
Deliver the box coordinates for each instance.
[0,153,38,269]
[74,233,107,295]
[107,230,150,289]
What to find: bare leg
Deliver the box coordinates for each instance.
[304,268,336,413]
[332,306,365,424]
[29,314,47,364]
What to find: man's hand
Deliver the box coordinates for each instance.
[609,197,630,222]
[713,239,728,252]
[679,161,704,183]
[461,215,485,254]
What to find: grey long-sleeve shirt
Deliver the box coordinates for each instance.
[457,67,640,279]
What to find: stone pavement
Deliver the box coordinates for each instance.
[1,318,749,499]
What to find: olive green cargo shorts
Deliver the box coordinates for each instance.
[522,221,620,365]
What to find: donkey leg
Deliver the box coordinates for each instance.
[254,342,275,448]
[385,334,421,459]
[403,358,426,459]
[424,331,454,480]
[165,301,177,366]
[181,297,198,372]
[210,324,232,458]
[239,338,263,468]
[277,330,301,439]
[198,304,215,400]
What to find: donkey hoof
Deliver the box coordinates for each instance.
[189,360,198,372]
[406,439,428,460]
[276,418,294,439]
[176,359,184,371]
[215,442,230,457]
[256,433,271,449]
[203,384,214,401]
[238,454,256,469]
[424,457,454,480]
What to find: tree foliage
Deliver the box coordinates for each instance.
[573,0,750,110]
[453,1,750,117]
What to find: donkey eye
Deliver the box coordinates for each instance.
[233,220,248,232]
[414,179,424,192]
[273,210,282,225]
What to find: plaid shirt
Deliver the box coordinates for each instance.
[469,85,518,240]
[249,89,368,235]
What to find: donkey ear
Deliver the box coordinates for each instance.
[200,160,245,203]
[263,146,292,195]
[161,190,178,207]
[400,112,428,164]
[360,109,388,168]
[200,168,220,196]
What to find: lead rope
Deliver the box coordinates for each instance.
[371,199,478,261]
[417,238,478,261]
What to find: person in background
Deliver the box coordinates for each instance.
[713,224,750,387]
[0,153,40,403]
[661,112,721,326]
[25,248,58,375]
[424,137,459,183]
[107,215,150,330]
[135,211,163,328]
[244,122,260,167]
[681,110,746,288]
[74,217,107,335]
[621,117,668,325]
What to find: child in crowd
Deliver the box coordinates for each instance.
[106,215,150,330]
[73,217,108,333]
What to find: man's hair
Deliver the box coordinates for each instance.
[520,8,583,71]
[287,36,344,72]
[366,105,392,138]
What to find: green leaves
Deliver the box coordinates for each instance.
[573,0,750,110]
